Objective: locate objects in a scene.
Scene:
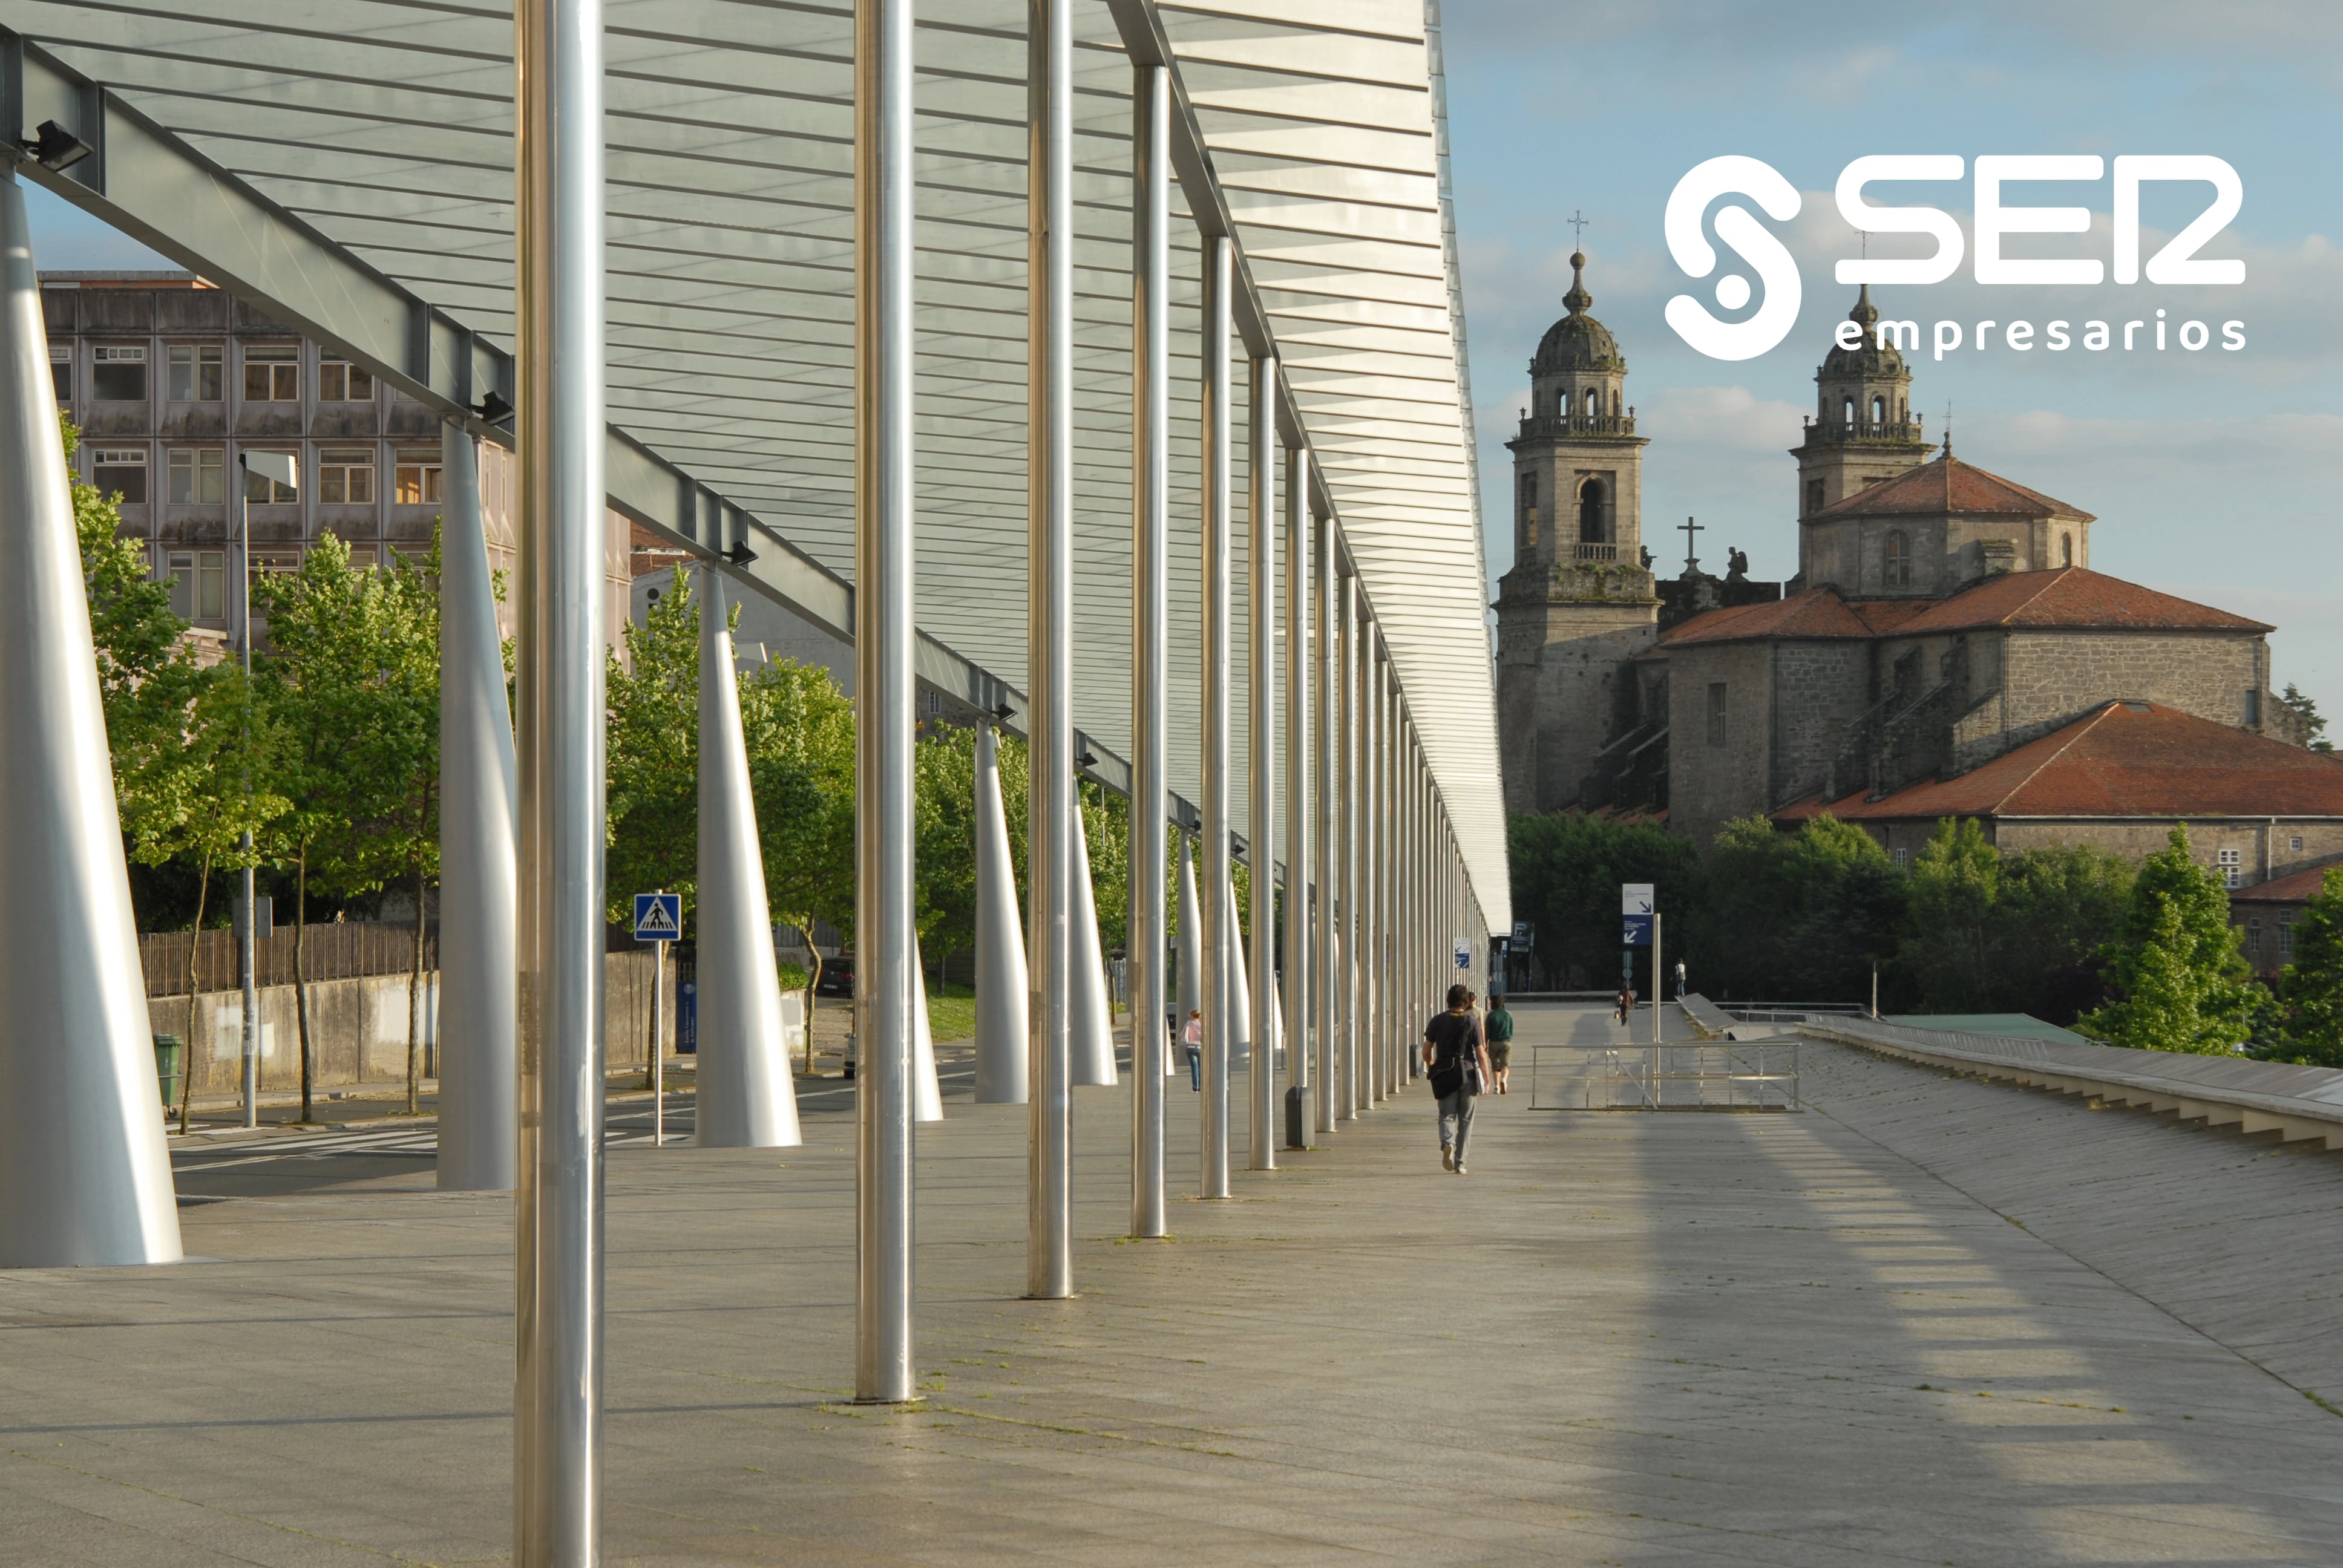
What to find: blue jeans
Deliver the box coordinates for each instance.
[1185,1047,1201,1091]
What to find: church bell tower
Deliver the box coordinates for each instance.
[1794,286,1935,586]
[1495,252,1656,815]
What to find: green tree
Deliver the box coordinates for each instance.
[2271,867,2343,1066]
[606,574,702,926]
[362,542,443,1114]
[1692,815,1901,1003]
[1507,811,1700,991]
[2278,684,2333,754]
[1897,819,2133,1019]
[744,652,856,1063]
[2077,825,2263,1053]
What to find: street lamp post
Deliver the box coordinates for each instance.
[235,449,296,1132]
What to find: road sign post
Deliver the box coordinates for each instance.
[634,892,682,1144]
[1621,884,1654,1045]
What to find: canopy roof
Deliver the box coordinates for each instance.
[2,0,1507,932]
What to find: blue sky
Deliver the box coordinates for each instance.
[1440,0,2343,717]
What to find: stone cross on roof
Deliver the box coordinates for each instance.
[1679,515,1704,573]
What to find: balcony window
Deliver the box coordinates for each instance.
[91,447,149,504]
[319,359,375,403]
[168,550,226,622]
[242,452,299,504]
[92,345,148,402]
[167,448,226,506]
[49,343,69,404]
[243,345,299,402]
[318,448,376,505]
[1706,683,1728,747]
[395,449,444,505]
[168,344,224,402]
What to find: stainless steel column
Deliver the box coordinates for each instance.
[1309,511,1335,1137]
[1246,355,1276,1173]
[1282,445,1309,1148]
[1335,569,1357,1123]
[854,0,919,1397]
[0,167,182,1269]
[1358,623,1368,1111]
[1127,62,1170,1237]
[1197,234,1234,1199]
[513,0,606,1553]
[1025,0,1075,1295]
[439,422,517,1191]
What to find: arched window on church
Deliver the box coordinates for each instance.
[2061,533,2074,566]
[1842,396,1855,426]
[1520,472,1539,554]
[1870,394,1886,423]
[1884,529,1912,589]
[1579,479,1608,546]
[1583,387,1598,418]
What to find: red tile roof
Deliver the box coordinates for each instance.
[1660,587,1873,647]
[1809,453,2093,522]
[1891,568,2269,636]
[1771,702,2343,823]
[2229,857,2343,906]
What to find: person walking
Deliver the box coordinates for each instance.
[1673,959,1686,1001]
[1614,982,1636,1026]
[1422,984,1492,1175]
[1182,1008,1203,1092]
[1484,993,1515,1095]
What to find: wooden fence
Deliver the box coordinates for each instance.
[139,920,441,998]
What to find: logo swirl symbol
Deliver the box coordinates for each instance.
[1663,157,1804,361]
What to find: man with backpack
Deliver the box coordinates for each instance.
[1422,984,1493,1175]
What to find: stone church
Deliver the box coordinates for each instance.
[1495,258,2342,873]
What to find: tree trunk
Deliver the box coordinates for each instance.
[799,924,822,1074]
[407,860,426,1115]
[177,851,213,1135]
[294,843,314,1124]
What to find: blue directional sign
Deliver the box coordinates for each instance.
[1622,913,1653,947]
[1622,882,1654,947]
[1453,938,1473,970]
[633,891,681,942]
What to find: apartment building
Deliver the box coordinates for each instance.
[44,270,628,650]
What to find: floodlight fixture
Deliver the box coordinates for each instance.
[21,121,91,174]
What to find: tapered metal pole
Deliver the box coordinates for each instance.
[1128,63,1170,1235]
[854,0,920,1396]
[1362,624,1381,1109]
[974,724,1030,1105]
[1246,355,1276,1172]
[1335,569,1357,1123]
[0,168,182,1268]
[1026,0,1076,1295]
[696,566,804,1149]
[513,0,606,1553]
[1311,512,1336,1137]
[1198,234,1234,1199]
[1282,445,1309,1148]
[439,422,518,1191]
[237,465,258,1131]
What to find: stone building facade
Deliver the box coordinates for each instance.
[1496,278,2333,884]
[43,270,631,653]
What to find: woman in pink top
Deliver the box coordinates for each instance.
[1181,1009,1203,1092]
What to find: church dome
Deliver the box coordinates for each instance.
[1820,284,1909,379]
[1530,252,1624,374]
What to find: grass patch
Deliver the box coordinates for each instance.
[928,979,978,1042]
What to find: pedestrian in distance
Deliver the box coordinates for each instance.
[1423,983,1493,1175]
[1484,992,1515,1095]
[1614,982,1635,1026]
[1674,959,1686,1001]
[1182,1008,1204,1092]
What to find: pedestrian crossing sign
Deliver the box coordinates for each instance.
[634,892,681,941]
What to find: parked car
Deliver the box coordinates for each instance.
[815,952,854,998]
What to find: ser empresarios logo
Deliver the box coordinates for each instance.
[1663,154,2246,362]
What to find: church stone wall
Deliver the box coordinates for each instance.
[1768,642,1875,806]
[1501,606,1659,815]
[2002,631,2263,733]
[1665,640,1773,851]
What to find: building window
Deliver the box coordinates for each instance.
[166,448,226,506]
[1805,479,1824,515]
[168,344,224,402]
[2291,835,2305,855]
[2060,533,2074,567]
[249,549,303,584]
[318,448,376,505]
[1841,395,1854,426]
[90,447,149,503]
[168,550,227,622]
[1870,394,1886,423]
[244,345,300,402]
[1578,479,1608,544]
[1706,682,1728,746]
[92,345,148,402]
[1893,846,1909,869]
[1883,529,1911,588]
[342,543,381,570]
[1582,387,1598,417]
[242,452,299,504]
[1518,471,1538,553]
[319,359,375,403]
[2282,913,2297,958]
[395,449,444,505]
[2245,688,2261,727]
[2247,918,2263,961]
[49,343,70,404]
[2217,847,2243,889]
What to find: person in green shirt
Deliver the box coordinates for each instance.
[1484,994,1515,1095]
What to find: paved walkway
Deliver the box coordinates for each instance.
[4,1003,2341,1564]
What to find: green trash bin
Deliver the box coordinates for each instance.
[152,1033,184,1109]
